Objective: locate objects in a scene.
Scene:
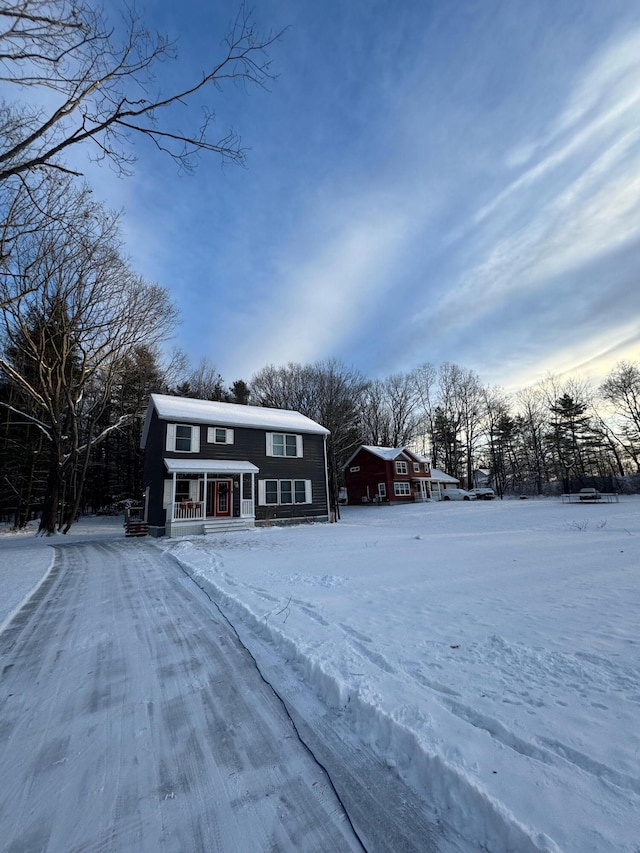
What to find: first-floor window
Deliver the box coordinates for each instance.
[259,479,312,505]
[394,481,411,496]
[378,483,386,497]
[265,480,279,504]
[280,480,293,504]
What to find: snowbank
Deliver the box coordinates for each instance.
[161,497,640,853]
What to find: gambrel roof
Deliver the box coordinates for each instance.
[141,393,329,449]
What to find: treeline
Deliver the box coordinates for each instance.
[1,175,639,529]
[3,254,640,531]
[249,359,640,505]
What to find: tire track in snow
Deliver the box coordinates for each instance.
[0,540,363,852]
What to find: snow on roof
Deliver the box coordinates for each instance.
[164,459,259,474]
[342,444,421,469]
[361,445,409,461]
[142,394,329,447]
[429,467,459,483]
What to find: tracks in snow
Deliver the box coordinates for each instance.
[0,541,365,853]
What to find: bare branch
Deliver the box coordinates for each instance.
[0,399,52,440]
[0,1,283,181]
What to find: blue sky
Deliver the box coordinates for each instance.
[85,0,640,392]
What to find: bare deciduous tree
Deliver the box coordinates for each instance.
[0,0,283,181]
[411,361,437,457]
[0,175,178,533]
[251,362,316,413]
[360,372,421,449]
[513,386,549,495]
[0,173,73,307]
[251,359,368,517]
[175,356,226,401]
[601,361,640,472]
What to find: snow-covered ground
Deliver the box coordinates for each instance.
[157,497,640,853]
[2,500,638,852]
[0,516,123,630]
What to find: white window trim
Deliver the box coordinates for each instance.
[378,482,386,497]
[394,481,411,496]
[266,432,303,458]
[166,423,200,453]
[395,460,408,475]
[413,462,420,472]
[349,465,360,473]
[258,479,312,505]
[207,426,234,444]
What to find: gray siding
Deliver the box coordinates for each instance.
[145,416,329,530]
[143,409,167,532]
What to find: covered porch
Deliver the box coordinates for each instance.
[412,477,437,501]
[163,458,259,537]
[412,477,447,501]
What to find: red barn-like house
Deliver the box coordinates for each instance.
[343,446,461,504]
[343,445,435,504]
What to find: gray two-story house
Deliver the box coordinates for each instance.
[141,394,331,537]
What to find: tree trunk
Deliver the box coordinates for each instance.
[63,435,93,533]
[39,451,62,535]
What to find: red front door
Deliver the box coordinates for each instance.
[206,479,232,517]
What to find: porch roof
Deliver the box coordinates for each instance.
[164,459,259,475]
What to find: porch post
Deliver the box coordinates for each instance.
[240,472,244,515]
[203,472,208,518]
[251,472,256,516]
[171,472,176,519]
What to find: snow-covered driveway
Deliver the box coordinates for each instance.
[0,540,370,852]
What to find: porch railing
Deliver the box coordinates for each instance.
[172,501,204,520]
[170,499,255,520]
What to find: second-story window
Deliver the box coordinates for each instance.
[166,424,200,453]
[207,427,234,444]
[395,460,408,475]
[175,425,192,451]
[267,432,302,457]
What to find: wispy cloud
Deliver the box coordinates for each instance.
[405,24,640,386]
[230,191,423,376]
[38,0,640,392]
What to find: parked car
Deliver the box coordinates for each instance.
[441,488,476,501]
[578,488,601,501]
[469,488,495,500]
